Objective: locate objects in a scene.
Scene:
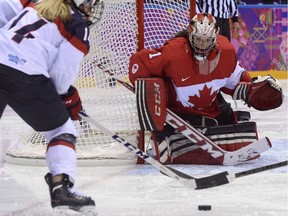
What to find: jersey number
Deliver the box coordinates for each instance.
[9,10,47,44]
[149,52,161,59]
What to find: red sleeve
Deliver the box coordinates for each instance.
[129,47,167,85]
[240,71,252,82]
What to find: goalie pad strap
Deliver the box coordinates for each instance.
[233,83,248,100]
[136,78,166,131]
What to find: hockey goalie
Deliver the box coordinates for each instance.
[128,13,284,165]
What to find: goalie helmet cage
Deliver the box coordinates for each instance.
[3,0,196,166]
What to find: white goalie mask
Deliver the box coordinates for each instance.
[188,13,219,61]
[73,0,104,27]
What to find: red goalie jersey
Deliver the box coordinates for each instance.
[129,35,246,118]
[128,13,282,165]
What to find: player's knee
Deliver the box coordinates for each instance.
[47,134,76,150]
[51,134,76,144]
[43,119,77,142]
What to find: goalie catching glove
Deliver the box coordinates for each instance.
[233,75,283,111]
[61,85,82,120]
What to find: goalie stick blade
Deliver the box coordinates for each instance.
[222,137,272,165]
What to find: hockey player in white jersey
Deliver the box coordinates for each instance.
[0,0,101,214]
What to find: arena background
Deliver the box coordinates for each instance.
[232,4,287,79]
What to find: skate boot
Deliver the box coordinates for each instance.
[45,173,96,215]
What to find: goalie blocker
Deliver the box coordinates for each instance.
[135,78,166,131]
[151,121,259,165]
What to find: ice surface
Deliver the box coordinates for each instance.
[0,81,287,216]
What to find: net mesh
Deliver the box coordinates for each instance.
[1,0,192,166]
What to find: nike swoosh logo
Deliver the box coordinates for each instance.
[181,76,191,82]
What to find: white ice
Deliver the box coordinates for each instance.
[0,81,287,216]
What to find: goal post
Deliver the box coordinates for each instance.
[2,0,195,166]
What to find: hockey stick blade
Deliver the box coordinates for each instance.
[193,160,287,189]
[167,160,287,189]
[161,167,234,189]
[94,62,272,165]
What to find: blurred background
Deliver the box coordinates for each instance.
[230,2,287,79]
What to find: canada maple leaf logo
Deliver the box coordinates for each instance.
[188,85,218,109]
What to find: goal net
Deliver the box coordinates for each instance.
[2,0,194,166]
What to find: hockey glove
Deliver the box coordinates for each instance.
[233,75,283,111]
[61,86,82,120]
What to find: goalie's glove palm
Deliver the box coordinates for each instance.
[233,75,283,111]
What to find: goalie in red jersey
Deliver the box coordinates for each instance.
[128,13,283,165]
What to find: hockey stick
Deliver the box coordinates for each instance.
[79,111,197,188]
[95,62,272,165]
[79,111,287,190]
[185,160,288,189]
[234,160,288,178]
[79,111,234,189]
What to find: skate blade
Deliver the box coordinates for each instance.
[53,206,98,216]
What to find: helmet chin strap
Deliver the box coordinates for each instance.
[194,54,207,61]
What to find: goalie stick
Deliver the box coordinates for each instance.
[95,62,272,166]
[79,111,233,189]
[79,111,287,190]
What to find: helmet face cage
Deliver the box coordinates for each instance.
[73,0,104,27]
[188,13,219,60]
[88,0,104,26]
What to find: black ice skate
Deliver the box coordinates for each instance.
[45,173,96,215]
